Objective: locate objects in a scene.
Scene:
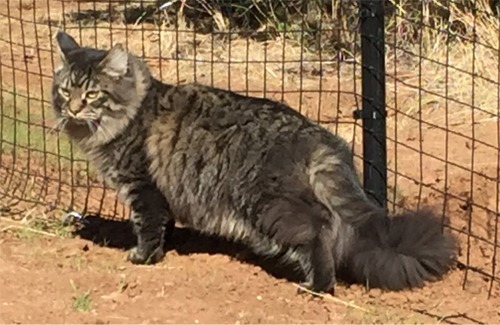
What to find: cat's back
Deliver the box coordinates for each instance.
[147,81,352,167]
[151,82,323,141]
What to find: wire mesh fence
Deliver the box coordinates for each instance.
[0,0,499,308]
[382,0,500,298]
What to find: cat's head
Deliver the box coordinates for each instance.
[51,31,152,146]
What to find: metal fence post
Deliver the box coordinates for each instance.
[354,0,387,208]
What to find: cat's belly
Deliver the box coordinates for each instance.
[160,185,255,244]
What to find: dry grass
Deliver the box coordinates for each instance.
[0,206,74,239]
[386,0,499,124]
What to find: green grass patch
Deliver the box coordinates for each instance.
[0,89,80,160]
[70,279,92,312]
[0,88,95,183]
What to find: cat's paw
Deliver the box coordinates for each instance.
[127,246,164,265]
[296,280,335,297]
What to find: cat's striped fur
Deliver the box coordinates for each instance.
[51,31,457,293]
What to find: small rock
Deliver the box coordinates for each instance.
[368,288,382,298]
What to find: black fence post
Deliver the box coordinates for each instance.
[354,0,387,208]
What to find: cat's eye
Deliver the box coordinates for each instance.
[85,90,100,99]
[59,88,70,98]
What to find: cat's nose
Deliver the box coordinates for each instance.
[68,101,85,115]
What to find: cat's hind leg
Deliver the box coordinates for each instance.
[258,197,337,294]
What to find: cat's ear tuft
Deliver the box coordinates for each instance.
[98,43,129,78]
[55,31,80,62]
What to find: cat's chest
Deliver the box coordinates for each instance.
[89,142,148,185]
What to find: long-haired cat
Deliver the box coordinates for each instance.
[51,31,457,294]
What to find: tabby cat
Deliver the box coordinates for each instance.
[51,31,457,294]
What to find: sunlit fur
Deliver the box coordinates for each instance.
[51,31,458,294]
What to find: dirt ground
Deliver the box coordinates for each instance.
[1,0,500,324]
[0,221,498,325]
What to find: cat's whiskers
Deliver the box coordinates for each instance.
[86,120,98,134]
[48,117,68,136]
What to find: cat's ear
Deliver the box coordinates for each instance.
[55,31,80,63]
[97,43,129,78]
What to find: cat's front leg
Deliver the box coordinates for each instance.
[124,182,174,264]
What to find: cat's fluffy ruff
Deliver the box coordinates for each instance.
[51,31,458,294]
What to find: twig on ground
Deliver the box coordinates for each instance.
[292,283,370,313]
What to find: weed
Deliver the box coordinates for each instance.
[73,290,92,312]
[14,226,38,240]
[118,274,129,292]
[70,279,92,312]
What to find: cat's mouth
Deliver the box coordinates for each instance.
[70,118,97,125]
[64,109,100,126]
[70,118,87,125]
[66,117,101,132]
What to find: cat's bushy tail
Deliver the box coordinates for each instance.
[343,208,457,290]
[308,144,457,290]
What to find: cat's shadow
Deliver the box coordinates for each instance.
[72,214,303,284]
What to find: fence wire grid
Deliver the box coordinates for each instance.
[0,0,499,303]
